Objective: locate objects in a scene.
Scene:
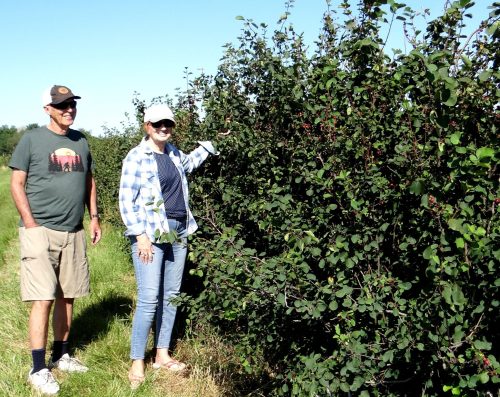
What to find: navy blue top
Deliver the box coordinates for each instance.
[154,152,187,220]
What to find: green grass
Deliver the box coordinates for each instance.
[0,168,229,397]
[0,167,19,266]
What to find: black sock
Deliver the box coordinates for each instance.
[51,340,69,363]
[32,348,46,373]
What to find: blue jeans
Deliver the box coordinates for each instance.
[129,219,187,360]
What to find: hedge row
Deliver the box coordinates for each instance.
[91,1,499,395]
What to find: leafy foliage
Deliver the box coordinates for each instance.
[90,1,499,395]
[88,125,142,224]
[0,125,19,156]
[0,125,23,166]
[178,1,499,396]
[0,124,40,166]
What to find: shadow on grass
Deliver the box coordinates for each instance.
[69,294,133,350]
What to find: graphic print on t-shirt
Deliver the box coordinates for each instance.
[48,148,85,173]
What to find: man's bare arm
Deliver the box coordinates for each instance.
[86,171,101,245]
[10,169,38,228]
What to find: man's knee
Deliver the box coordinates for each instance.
[30,300,54,321]
[31,300,54,311]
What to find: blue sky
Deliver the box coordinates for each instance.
[0,1,492,135]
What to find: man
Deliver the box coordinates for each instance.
[9,85,101,395]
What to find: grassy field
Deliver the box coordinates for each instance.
[0,167,230,397]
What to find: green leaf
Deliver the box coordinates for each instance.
[478,372,490,384]
[409,180,424,195]
[350,376,365,391]
[423,245,436,260]
[442,88,458,106]
[478,70,492,82]
[452,327,465,342]
[438,66,450,78]
[448,218,464,232]
[335,286,353,298]
[421,194,429,208]
[450,133,461,145]
[427,63,438,73]
[473,340,492,350]
[476,147,495,159]
[486,21,499,36]
[460,54,472,67]
[443,283,466,307]
[382,350,394,362]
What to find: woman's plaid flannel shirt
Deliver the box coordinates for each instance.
[119,138,211,241]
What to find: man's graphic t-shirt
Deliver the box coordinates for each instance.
[49,148,85,173]
[9,126,93,231]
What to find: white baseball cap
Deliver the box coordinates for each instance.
[143,104,176,124]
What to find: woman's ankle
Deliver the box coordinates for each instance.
[154,348,171,364]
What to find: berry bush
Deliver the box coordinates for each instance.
[91,1,499,395]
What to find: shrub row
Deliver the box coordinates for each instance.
[91,1,499,395]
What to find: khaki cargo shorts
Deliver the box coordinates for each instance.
[19,226,90,301]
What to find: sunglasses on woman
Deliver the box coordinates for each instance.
[151,119,175,128]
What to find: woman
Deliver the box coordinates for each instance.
[119,104,218,388]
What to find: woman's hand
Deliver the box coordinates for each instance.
[137,233,153,264]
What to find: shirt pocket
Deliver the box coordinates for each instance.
[140,172,157,201]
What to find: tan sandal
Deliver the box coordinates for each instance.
[128,371,145,390]
[152,359,187,372]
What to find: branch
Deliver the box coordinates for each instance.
[218,129,232,136]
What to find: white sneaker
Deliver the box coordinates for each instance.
[28,368,60,395]
[49,353,88,373]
